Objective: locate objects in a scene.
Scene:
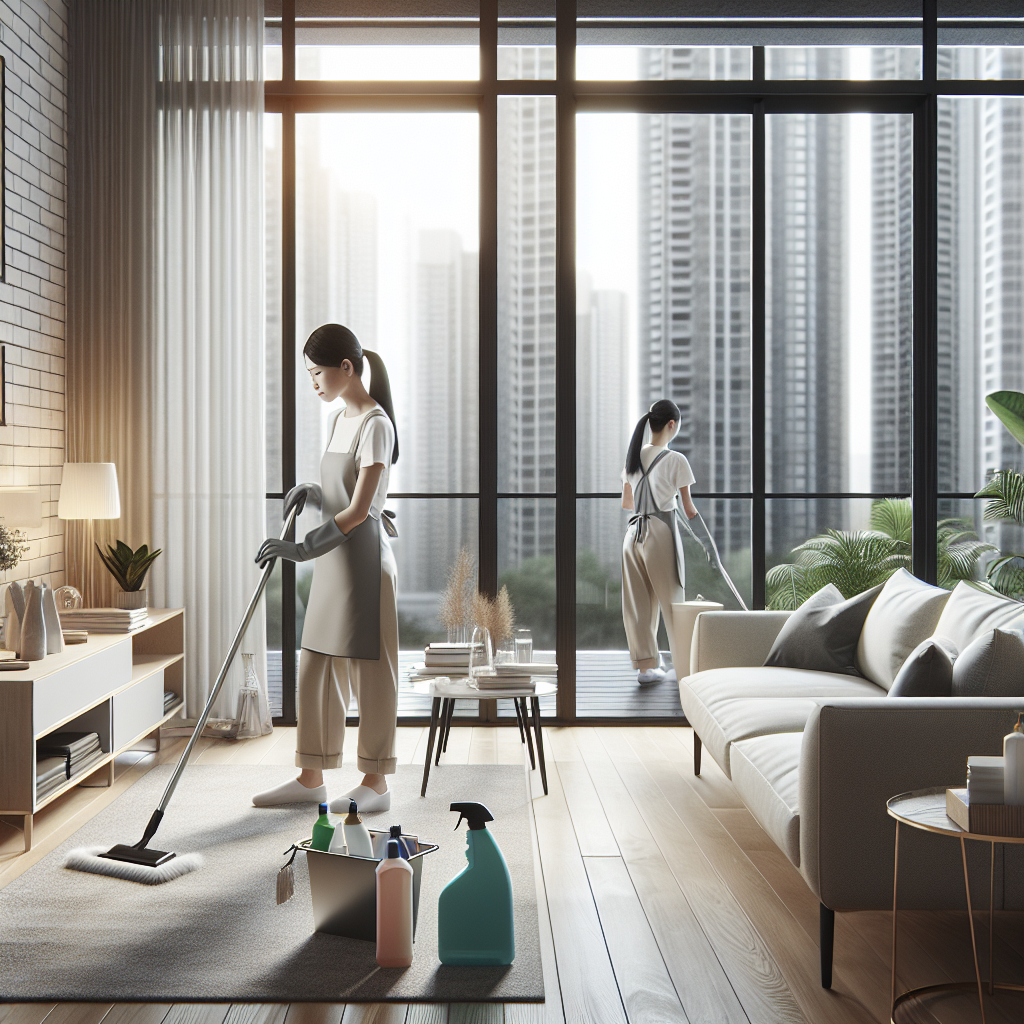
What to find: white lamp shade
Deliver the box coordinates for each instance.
[0,487,42,527]
[57,463,121,520]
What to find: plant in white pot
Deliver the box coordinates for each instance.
[96,541,162,610]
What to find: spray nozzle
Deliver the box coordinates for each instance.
[451,801,494,831]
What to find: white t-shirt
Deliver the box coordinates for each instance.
[621,445,696,512]
[327,405,394,518]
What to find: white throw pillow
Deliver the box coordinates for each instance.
[856,568,952,690]
[930,580,1024,652]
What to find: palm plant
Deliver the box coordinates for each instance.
[766,498,993,610]
[975,390,1024,600]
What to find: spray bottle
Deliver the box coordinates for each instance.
[437,801,515,965]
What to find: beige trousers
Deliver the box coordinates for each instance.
[295,558,398,774]
[621,517,685,672]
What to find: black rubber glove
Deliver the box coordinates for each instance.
[686,512,721,572]
[256,518,348,568]
[283,482,323,518]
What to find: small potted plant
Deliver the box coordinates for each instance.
[96,540,162,610]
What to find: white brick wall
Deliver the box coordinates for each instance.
[0,0,67,587]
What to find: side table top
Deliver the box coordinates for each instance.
[887,786,1024,844]
[409,677,558,700]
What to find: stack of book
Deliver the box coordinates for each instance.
[35,731,105,799]
[967,755,1004,805]
[473,662,559,691]
[422,643,472,672]
[164,689,180,712]
[58,607,148,633]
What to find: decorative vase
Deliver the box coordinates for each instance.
[4,581,23,654]
[115,589,148,611]
[234,653,262,740]
[447,625,470,644]
[40,582,64,655]
[468,625,494,684]
[20,581,47,661]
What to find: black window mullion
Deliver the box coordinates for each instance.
[555,0,576,722]
[752,99,766,609]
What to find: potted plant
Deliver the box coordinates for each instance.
[95,540,162,610]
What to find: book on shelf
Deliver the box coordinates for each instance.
[36,748,106,799]
[58,607,148,633]
[37,731,102,762]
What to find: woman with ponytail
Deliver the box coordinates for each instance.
[253,323,400,813]
[621,399,717,684]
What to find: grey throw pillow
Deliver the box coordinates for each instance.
[888,637,958,697]
[764,583,883,676]
[952,628,1024,697]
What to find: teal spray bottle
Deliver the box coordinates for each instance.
[437,802,515,965]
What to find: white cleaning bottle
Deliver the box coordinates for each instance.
[328,817,347,854]
[376,838,414,967]
[1005,713,1024,805]
[344,800,374,858]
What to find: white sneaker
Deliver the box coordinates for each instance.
[252,778,327,807]
[330,783,391,815]
[637,667,666,685]
[662,668,678,684]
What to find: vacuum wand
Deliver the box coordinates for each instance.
[130,504,300,852]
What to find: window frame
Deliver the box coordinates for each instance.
[265,0,1020,725]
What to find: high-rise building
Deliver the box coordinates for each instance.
[497,52,557,568]
[638,48,751,562]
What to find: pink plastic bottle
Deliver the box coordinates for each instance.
[376,838,414,967]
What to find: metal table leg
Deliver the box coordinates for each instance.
[518,697,536,770]
[513,695,527,745]
[442,697,456,753]
[960,835,987,1024]
[435,698,450,765]
[421,697,441,797]
[531,695,548,796]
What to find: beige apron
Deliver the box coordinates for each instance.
[300,410,387,660]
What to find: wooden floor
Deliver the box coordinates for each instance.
[3,725,1023,1024]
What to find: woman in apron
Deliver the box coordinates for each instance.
[252,323,399,813]
[621,399,718,684]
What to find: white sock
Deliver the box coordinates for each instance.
[329,782,390,815]
[252,778,327,807]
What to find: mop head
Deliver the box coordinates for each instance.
[65,846,204,884]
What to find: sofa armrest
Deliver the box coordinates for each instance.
[690,610,792,674]
[799,698,1024,911]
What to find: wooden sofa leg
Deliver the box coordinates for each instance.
[820,903,835,988]
[693,734,702,776]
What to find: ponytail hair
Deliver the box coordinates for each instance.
[303,323,399,463]
[624,398,680,476]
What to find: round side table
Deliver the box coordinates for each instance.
[409,677,557,798]
[887,787,1024,1024]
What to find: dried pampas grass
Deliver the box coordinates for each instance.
[471,585,516,643]
[440,548,475,632]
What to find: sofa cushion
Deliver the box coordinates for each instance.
[856,568,951,690]
[764,582,882,676]
[931,580,1024,652]
[680,666,884,775]
[888,637,958,697]
[730,732,803,867]
[952,628,1024,697]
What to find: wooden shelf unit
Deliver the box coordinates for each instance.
[0,608,185,851]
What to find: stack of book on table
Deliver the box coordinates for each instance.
[421,642,472,673]
[472,662,558,692]
[35,731,105,799]
[58,607,148,633]
[967,755,1004,804]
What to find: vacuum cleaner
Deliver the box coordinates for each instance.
[65,506,299,884]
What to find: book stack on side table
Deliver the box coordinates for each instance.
[422,643,472,673]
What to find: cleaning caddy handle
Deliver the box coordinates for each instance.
[148,504,300,826]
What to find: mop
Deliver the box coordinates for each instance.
[64,506,299,884]
[683,511,749,611]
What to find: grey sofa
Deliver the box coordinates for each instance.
[679,571,1024,987]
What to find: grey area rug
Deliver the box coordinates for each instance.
[0,763,542,1003]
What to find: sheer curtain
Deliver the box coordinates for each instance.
[68,0,270,731]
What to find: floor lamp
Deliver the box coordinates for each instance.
[57,463,121,608]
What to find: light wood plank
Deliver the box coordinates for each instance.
[395,727,424,765]
[161,1008,231,1024]
[0,1005,57,1024]
[638,755,878,1024]
[531,761,626,1024]
[32,1007,111,1024]
[574,728,767,1024]
[555,762,618,858]
[542,729,580,763]
[447,1007,503,1024]
[468,728,498,765]
[495,726,525,765]
[584,856,690,1023]
[100,1006,172,1024]
[402,1006,447,1024]
[341,1006,408,1024]
[223,1008,289,1024]
[436,723,472,765]
[283,1008,345,1024]
[256,727,300,765]
[222,730,284,765]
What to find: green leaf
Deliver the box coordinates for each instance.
[95,540,163,592]
[765,563,811,610]
[987,391,1024,449]
[870,498,912,546]
[976,470,1024,525]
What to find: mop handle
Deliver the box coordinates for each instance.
[153,504,300,816]
[682,510,749,612]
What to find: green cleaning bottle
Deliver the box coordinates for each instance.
[437,801,515,965]
[310,802,335,852]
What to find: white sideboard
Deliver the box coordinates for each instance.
[0,608,185,851]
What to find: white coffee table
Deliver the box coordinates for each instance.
[408,676,557,797]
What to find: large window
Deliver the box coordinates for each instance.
[265,6,1024,722]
